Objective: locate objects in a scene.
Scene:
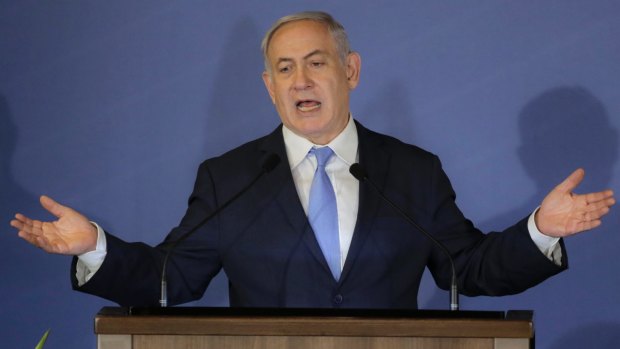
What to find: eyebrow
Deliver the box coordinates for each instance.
[303,50,325,60]
[276,50,326,65]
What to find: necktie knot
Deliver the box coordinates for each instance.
[311,146,334,168]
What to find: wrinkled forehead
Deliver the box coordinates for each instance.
[266,20,336,60]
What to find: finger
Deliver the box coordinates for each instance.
[572,194,615,213]
[575,219,602,233]
[33,233,55,252]
[40,195,68,219]
[11,217,38,235]
[584,206,611,221]
[584,190,615,205]
[555,168,585,193]
[28,234,53,252]
[15,224,60,253]
[13,213,33,226]
[584,197,615,212]
[29,229,68,254]
[17,229,42,247]
[9,218,26,231]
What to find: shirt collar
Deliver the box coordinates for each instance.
[282,115,359,169]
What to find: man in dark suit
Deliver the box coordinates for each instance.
[10,12,615,308]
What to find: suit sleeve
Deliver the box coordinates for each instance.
[426,155,567,296]
[71,161,223,306]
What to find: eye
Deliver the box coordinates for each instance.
[277,63,292,74]
[311,61,324,68]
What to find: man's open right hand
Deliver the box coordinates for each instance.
[10,195,97,256]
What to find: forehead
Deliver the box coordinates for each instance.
[267,20,337,60]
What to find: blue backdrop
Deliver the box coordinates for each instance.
[1,1,618,348]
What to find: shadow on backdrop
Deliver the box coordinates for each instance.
[516,87,618,349]
[0,95,71,346]
[421,87,618,325]
[190,17,276,307]
[0,93,39,299]
[518,86,617,194]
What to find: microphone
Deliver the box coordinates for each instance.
[159,153,281,307]
[349,163,459,311]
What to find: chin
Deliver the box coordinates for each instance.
[299,122,330,135]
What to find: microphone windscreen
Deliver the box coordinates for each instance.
[262,153,281,173]
[349,163,367,181]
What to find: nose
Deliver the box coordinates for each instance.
[293,67,313,90]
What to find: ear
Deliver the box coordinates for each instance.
[345,52,362,90]
[262,71,276,104]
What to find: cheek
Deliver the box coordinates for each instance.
[276,87,294,104]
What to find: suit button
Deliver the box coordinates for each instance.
[333,294,343,305]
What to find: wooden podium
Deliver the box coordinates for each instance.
[95,307,534,349]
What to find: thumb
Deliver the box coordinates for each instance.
[40,195,69,218]
[555,168,585,194]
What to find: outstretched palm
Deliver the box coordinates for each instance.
[10,196,97,255]
[536,169,615,237]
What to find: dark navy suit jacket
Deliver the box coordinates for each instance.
[72,122,566,308]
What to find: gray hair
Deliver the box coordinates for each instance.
[261,11,353,73]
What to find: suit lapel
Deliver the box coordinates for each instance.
[340,122,391,283]
[257,126,334,277]
[255,122,393,283]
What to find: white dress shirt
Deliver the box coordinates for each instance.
[283,116,359,270]
[76,116,561,285]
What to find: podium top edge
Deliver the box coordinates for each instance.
[97,306,531,320]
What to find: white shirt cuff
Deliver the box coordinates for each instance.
[75,222,107,286]
[528,208,562,265]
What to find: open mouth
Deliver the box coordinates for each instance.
[296,100,321,112]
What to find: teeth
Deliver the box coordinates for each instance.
[297,102,321,112]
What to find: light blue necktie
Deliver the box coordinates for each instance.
[308,146,341,281]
